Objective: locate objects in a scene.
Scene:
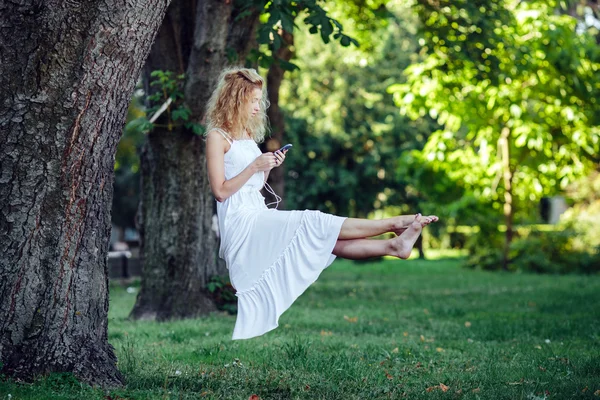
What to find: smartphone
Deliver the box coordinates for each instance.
[276,144,293,153]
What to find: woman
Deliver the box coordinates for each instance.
[205,67,438,340]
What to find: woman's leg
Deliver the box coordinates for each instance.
[338,214,438,240]
[334,216,424,259]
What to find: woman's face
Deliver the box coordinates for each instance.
[247,87,262,119]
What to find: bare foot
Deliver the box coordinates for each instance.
[392,214,439,235]
[389,214,423,259]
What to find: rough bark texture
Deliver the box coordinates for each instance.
[130,0,261,320]
[0,0,169,387]
[263,31,294,209]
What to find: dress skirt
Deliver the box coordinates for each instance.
[217,189,346,340]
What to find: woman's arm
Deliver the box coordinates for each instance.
[206,131,277,202]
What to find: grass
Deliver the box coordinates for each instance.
[1,256,600,399]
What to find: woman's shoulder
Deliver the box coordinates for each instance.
[207,128,234,142]
[206,128,233,153]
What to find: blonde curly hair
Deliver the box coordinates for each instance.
[205,67,270,142]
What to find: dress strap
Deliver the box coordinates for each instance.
[212,128,234,145]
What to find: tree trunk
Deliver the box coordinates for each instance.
[416,235,425,259]
[0,0,169,387]
[499,127,514,271]
[263,31,295,208]
[131,0,261,320]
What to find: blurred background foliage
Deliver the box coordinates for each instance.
[115,0,600,273]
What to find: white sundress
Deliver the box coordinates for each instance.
[213,128,346,340]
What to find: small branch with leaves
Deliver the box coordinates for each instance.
[126,70,205,136]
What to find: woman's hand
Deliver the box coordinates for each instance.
[253,150,288,172]
[252,153,278,172]
[273,149,287,167]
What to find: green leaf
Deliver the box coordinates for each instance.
[281,12,295,33]
[226,47,239,63]
[272,33,282,51]
[259,54,274,69]
[278,59,299,71]
[172,107,191,122]
[258,27,271,44]
[185,122,206,136]
[126,117,153,134]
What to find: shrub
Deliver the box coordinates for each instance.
[509,227,600,274]
[466,226,600,274]
[206,275,237,314]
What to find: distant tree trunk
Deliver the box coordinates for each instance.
[0,0,168,387]
[416,236,425,259]
[263,31,294,208]
[131,0,261,320]
[499,127,514,271]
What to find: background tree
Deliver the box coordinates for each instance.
[0,0,169,387]
[130,0,356,320]
[259,1,362,208]
[390,0,600,269]
[280,2,436,222]
[129,0,261,320]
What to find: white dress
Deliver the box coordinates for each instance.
[214,129,346,340]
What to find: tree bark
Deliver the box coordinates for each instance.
[0,0,169,387]
[499,127,514,271]
[263,31,294,209]
[131,0,261,320]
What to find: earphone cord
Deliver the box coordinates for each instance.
[263,182,282,209]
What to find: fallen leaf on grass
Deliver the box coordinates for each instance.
[403,332,409,337]
[320,330,333,336]
[344,315,358,323]
[436,347,444,352]
[248,395,261,400]
[594,389,600,397]
[464,321,471,327]
[385,370,393,380]
[392,347,399,353]
[425,383,449,392]
[534,345,542,350]
[581,387,588,393]
[472,388,481,393]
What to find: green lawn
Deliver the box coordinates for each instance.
[2,256,600,399]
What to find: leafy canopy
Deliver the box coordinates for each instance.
[389,0,600,218]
